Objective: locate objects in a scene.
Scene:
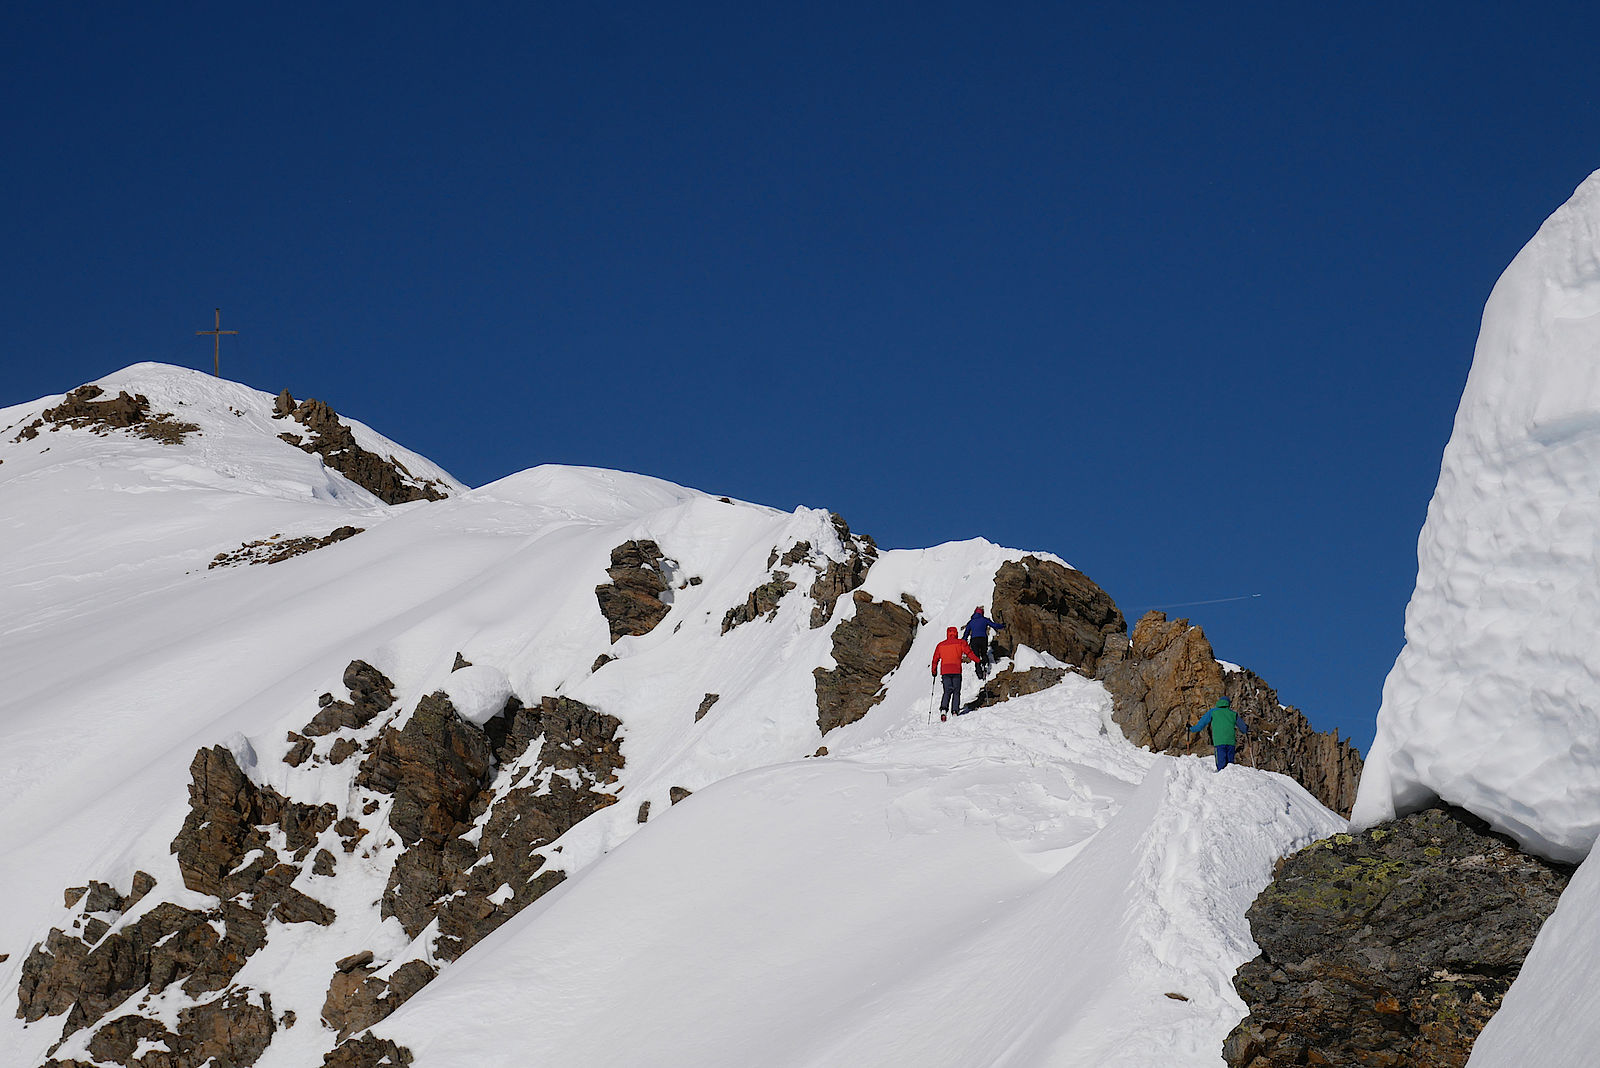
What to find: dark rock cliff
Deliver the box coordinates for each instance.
[988,556,1126,674]
[1224,807,1572,1068]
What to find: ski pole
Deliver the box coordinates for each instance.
[929,677,936,723]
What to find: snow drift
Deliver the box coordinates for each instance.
[1352,170,1600,864]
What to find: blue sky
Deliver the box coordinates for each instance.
[6,3,1600,753]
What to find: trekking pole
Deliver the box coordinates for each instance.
[929,678,936,723]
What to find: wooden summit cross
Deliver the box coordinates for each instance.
[196,307,238,377]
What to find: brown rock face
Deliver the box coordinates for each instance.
[988,557,1126,673]
[322,1035,415,1067]
[19,744,336,1060]
[1098,611,1364,816]
[321,959,437,1041]
[1222,666,1363,820]
[814,591,919,734]
[1098,611,1225,753]
[595,539,673,642]
[1225,808,1572,1068]
[358,692,494,847]
[302,660,396,738]
[360,693,621,961]
[274,396,448,504]
[805,514,879,628]
[174,989,278,1067]
[722,571,796,632]
[13,384,200,444]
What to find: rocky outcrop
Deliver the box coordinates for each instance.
[321,959,436,1041]
[595,539,673,642]
[357,692,494,847]
[358,693,622,961]
[208,525,364,568]
[967,666,1070,710]
[323,1035,415,1067]
[814,591,918,735]
[1222,665,1363,820]
[40,989,278,1068]
[804,514,878,628]
[273,393,448,504]
[1098,611,1224,752]
[988,557,1126,673]
[1098,611,1364,816]
[722,571,795,632]
[13,384,200,444]
[19,740,337,1062]
[1224,807,1573,1068]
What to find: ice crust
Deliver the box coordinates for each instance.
[1351,171,1600,863]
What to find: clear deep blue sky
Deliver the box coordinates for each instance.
[6,3,1600,753]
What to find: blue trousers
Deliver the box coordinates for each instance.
[1214,744,1236,771]
[940,673,962,713]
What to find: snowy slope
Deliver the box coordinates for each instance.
[381,685,1335,1068]
[1351,170,1600,864]
[0,365,1341,1067]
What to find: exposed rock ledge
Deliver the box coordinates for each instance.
[1098,610,1363,816]
[273,390,448,504]
[1224,807,1572,1068]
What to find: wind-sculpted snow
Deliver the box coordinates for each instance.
[1352,170,1600,863]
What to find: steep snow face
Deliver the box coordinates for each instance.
[1351,171,1600,862]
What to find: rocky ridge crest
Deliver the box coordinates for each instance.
[273,390,448,504]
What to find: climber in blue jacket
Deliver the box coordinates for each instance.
[960,606,1006,680]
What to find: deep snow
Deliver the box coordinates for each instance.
[1352,170,1600,864]
[0,364,1342,1067]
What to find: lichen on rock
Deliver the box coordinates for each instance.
[1224,807,1572,1068]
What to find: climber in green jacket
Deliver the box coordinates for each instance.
[1190,695,1248,771]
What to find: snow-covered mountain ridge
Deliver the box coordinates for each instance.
[0,364,1348,1068]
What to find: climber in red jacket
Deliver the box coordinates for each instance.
[931,627,981,718]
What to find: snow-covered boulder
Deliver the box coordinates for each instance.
[1352,170,1600,862]
[440,664,515,726]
